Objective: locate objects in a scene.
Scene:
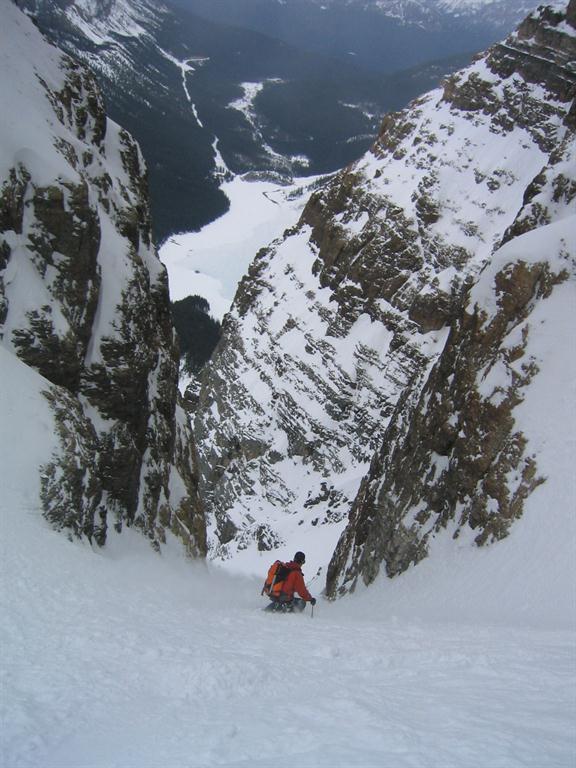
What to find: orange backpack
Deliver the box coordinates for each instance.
[262,560,291,598]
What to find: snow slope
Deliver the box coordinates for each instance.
[1,345,575,768]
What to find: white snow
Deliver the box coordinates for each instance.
[157,47,209,129]
[159,175,324,318]
[0,6,81,187]
[229,81,267,119]
[62,0,160,47]
[1,345,575,768]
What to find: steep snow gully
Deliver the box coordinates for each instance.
[2,514,574,768]
[1,349,575,768]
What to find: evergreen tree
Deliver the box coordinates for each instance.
[171,296,222,376]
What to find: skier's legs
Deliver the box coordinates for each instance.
[263,597,306,613]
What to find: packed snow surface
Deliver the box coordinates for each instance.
[1,346,575,768]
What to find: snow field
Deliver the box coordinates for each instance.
[2,507,575,768]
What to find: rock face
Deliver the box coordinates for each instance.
[326,188,574,593]
[195,1,575,573]
[326,3,576,594]
[0,1,206,555]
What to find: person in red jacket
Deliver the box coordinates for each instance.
[264,551,317,613]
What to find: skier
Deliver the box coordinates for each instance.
[263,551,317,613]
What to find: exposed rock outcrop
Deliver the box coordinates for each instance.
[0,2,206,555]
[325,6,576,594]
[326,219,573,593]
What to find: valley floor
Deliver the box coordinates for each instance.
[1,498,574,768]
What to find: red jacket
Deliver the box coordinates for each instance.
[281,561,313,601]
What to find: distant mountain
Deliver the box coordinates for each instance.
[305,0,535,31]
[23,0,480,241]
[169,0,537,72]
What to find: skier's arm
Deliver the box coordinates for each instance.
[294,571,313,601]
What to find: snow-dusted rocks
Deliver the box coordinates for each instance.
[327,207,575,595]
[326,1,576,593]
[0,0,206,555]
[195,1,575,581]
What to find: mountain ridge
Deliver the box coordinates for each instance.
[0,0,206,555]
[193,0,575,589]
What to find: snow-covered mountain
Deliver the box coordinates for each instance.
[194,0,576,591]
[280,0,535,28]
[1,4,574,763]
[0,0,205,555]
[17,0,230,239]
[306,0,534,26]
[177,0,538,74]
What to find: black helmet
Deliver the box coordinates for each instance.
[294,551,306,564]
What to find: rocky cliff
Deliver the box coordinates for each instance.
[326,133,575,594]
[194,1,575,577]
[325,1,576,593]
[0,0,206,555]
